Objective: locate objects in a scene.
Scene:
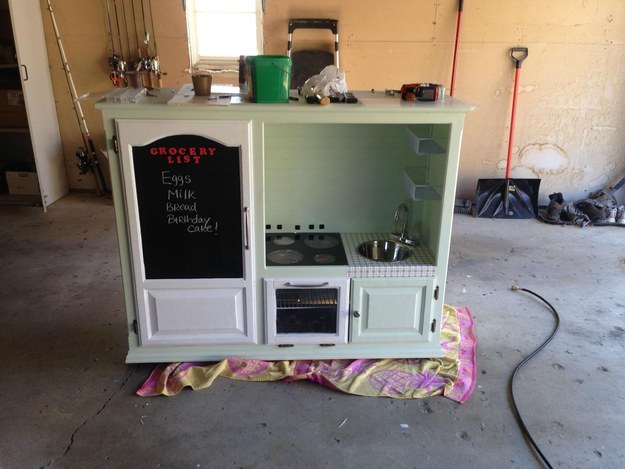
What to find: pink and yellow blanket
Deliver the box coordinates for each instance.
[137,305,476,403]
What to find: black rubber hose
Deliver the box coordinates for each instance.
[509,285,560,469]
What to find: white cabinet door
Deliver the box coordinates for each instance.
[116,119,255,346]
[9,0,68,208]
[141,286,249,345]
[350,277,435,344]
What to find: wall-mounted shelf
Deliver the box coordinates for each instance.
[405,127,446,155]
[402,166,441,200]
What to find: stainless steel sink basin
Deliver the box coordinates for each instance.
[357,240,411,262]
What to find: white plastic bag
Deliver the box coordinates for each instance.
[299,65,348,99]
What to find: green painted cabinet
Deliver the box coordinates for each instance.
[350,277,436,344]
[96,89,474,363]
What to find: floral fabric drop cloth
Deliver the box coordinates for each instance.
[137,305,477,403]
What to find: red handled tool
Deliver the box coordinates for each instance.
[505,47,527,179]
[450,0,464,97]
[476,47,540,218]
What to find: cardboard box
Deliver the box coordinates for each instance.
[0,89,28,128]
[6,171,40,195]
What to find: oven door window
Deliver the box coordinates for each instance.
[265,278,349,345]
[275,287,339,334]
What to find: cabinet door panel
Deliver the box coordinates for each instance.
[9,0,68,207]
[143,287,249,345]
[351,277,434,344]
[116,120,256,346]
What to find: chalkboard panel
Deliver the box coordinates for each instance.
[132,134,243,279]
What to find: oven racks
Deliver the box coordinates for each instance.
[276,289,338,310]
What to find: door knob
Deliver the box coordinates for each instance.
[353,311,360,318]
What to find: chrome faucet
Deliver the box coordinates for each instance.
[392,203,416,245]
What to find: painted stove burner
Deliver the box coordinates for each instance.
[266,233,348,266]
[313,253,336,264]
[271,236,296,246]
[267,249,303,264]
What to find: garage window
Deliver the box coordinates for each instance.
[185,0,263,71]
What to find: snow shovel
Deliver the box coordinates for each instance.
[476,47,540,218]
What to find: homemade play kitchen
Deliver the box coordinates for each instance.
[97,86,474,363]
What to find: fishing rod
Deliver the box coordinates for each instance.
[105,0,123,86]
[120,0,133,68]
[129,0,144,70]
[148,0,157,57]
[140,0,149,55]
[104,0,116,58]
[138,0,152,87]
[111,0,128,86]
[147,0,162,86]
[112,0,125,63]
[46,0,109,195]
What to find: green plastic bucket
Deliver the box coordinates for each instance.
[245,55,292,103]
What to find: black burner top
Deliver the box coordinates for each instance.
[265,233,348,266]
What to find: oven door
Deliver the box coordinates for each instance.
[264,278,349,345]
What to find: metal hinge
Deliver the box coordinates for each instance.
[434,285,440,300]
[132,320,138,334]
[431,318,437,333]
[112,135,119,154]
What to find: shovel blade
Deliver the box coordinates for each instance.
[476,178,540,219]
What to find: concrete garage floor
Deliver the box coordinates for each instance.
[0,193,623,468]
